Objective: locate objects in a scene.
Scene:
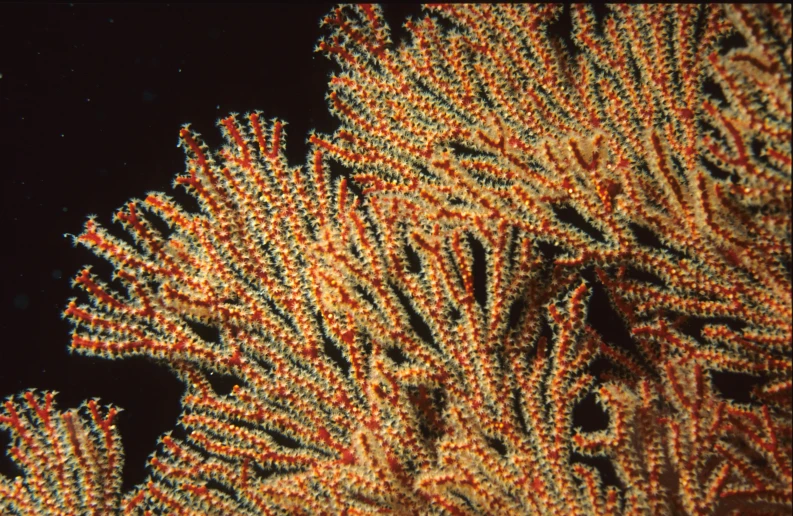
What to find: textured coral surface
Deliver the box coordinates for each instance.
[2,5,791,515]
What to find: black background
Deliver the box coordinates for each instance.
[0,3,422,491]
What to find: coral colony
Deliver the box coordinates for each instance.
[2,4,791,515]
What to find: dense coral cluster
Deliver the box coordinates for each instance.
[2,4,790,515]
